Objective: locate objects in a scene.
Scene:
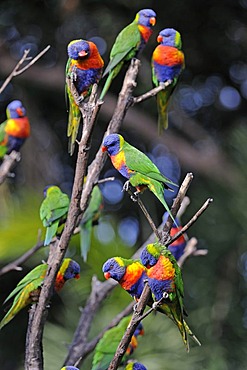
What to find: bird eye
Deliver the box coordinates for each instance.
[109,264,114,270]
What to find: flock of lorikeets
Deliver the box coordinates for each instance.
[0,7,202,369]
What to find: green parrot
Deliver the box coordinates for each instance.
[100,9,156,100]
[92,316,144,370]
[80,184,103,261]
[0,258,80,330]
[102,134,177,221]
[40,185,70,246]
[140,243,201,351]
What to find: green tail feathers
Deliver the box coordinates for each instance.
[157,91,169,133]
[44,220,59,246]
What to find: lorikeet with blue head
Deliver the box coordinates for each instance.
[125,362,147,370]
[140,243,201,351]
[40,185,70,246]
[80,183,103,261]
[100,9,156,100]
[102,134,177,221]
[61,367,79,370]
[92,316,144,370]
[103,257,147,301]
[163,211,187,260]
[0,258,80,330]
[152,28,185,133]
[66,39,104,155]
[0,100,30,158]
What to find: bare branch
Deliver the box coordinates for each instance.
[131,80,172,105]
[0,45,50,94]
[0,151,21,185]
[178,237,208,268]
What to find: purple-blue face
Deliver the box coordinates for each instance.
[43,185,54,197]
[102,134,121,156]
[157,28,181,49]
[102,258,126,282]
[64,260,80,280]
[7,100,26,118]
[67,40,90,60]
[137,9,156,28]
[132,362,147,370]
[140,248,158,268]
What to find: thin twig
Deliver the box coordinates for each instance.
[177,237,208,268]
[131,80,172,105]
[0,45,50,95]
[97,176,115,184]
[0,151,21,185]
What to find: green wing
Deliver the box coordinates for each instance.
[123,142,177,187]
[0,120,7,142]
[40,191,69,226]
[103,21,141,77]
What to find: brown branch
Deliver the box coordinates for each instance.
[0,45,50,95]
[108,282,151,370]
[131,80,172,105]
[0,151,21,185]
[178,237,208,268]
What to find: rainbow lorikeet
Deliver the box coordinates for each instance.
[0,258,80,330]
[80,183,103,261]
[100,8,156,100]
[92,315,144,370]
[152,28,185,133]
[140,243,201,351]
[103,257,147,301]
[102,134,177,221]
[66,39,104,155]
[163,211,187,260]
[125,362,147,370]
[61,367,79,370]
[40,185,70,246]
[0,100,30,158]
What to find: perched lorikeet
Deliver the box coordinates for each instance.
[102,134,177,220]
[92,316,144,370]
[125,362,147,370]
[40,185,70,246]
[66,39,104,155]
[140,243,201,351]
[61,367,79,370]
[100,9,156,100]
[80,183,103,261]
[163,211,187,260]
[0,100,30,158]
[152,28,185,133]
[0,258,80,330]
[103,257,147,300]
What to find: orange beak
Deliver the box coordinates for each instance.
[78,50,88,57]
[150,17,156,26]
[102,145,107,152]
[75,274,80,280]
[16,107,24,117]
[157,35,163,43]
[104,272,111,279]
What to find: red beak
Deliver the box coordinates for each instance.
[75,274,80,280]
[102,145,107,152]
[16,107,24,117]
[104,272,111,279]
[78,50,88,57]
[149,17,156,26]
[157,35,163,43]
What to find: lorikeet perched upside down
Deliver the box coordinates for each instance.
[152,28,185,133]
[102,134,177,221]
[140,243,201,351]
[0,100,30,158]
[0,258,80,330]
[100,8,156,100]
[66,39,104,155]
[163,211,187,260]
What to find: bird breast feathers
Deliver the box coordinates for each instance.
[153,45,184,67]
[148,255,175,281]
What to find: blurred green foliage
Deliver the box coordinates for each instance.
[0,0,247,369]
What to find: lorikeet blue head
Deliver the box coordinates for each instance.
[157,28,182,49]
[125,362,147,370]
[67,39,91,60]
[6,100,26,119]
[62,259,80,280]
[61,367,79,370]
[43,185,59,197]
[140,243,161,268]
[102,133,124,156]
[136,9,156,28]
[102,257,126,282]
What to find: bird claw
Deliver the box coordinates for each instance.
[76,95,84,105]
[152,301,159,310]
[130,194,138,202]
[122,180,130,192]
[133,302,139,312]
[163,291,169,300]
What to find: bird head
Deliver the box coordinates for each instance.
[67,39,91,60]
[140,243,160,268]
[102,257,126,282]
[43,185,60,198]
[6,100,26,119]
[136,9,156,28]
[61,367,79,370]
[62,259,80,280]
[125,362,147,370]
[102,134,124,156]
[157,28,182,49]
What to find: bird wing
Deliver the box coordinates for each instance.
[40,193,69,226]
[0,120,7,142]
[103,21,140,77]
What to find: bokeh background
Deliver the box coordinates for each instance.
[0,0,246,369]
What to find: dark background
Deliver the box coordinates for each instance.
[0,0,246,369]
